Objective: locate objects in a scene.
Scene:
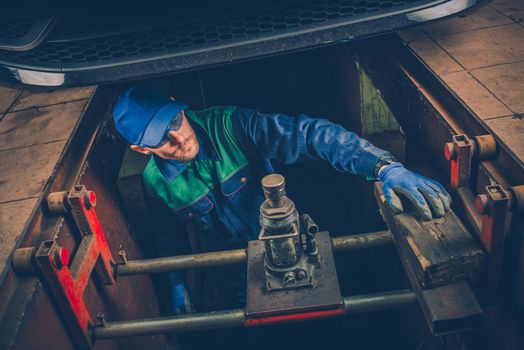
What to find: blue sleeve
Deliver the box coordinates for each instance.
[232,107,389,178]
[143,187,190,286]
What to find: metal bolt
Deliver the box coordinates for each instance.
[12,247,36,274]
[53,247,70,269]
[46,191,69,214]
[474,135,497,160]
[297,270,307,280]
[509,185,524,212]
[283,271,295,285]
[97,312,106,326]
[444,142,457,161]
[475,194,489,215]
[83,190,97,209]
[118,250,128,264]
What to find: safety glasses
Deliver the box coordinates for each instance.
[143,111,183,149]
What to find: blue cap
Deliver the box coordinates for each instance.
[112,86,188,147]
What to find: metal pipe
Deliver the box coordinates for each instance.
[116,249,247,276]
[116,230,393,276]
[94,289,416,340]
[95,309,246,340]
[332,230,392,252]
[343,289,416,313]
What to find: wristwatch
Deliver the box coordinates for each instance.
[373,153,397,179]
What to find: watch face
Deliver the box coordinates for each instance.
[382,154,397,162]
[374,154,397,178]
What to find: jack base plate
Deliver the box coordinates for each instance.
[246,231,342,318]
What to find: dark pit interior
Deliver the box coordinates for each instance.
[103,44,439,349]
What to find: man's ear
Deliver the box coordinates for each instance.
[130,144,151,155]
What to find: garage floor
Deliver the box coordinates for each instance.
[398,0,524,165]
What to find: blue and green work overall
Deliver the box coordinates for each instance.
[143,106,388,310]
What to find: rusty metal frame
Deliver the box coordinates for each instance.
[93,290,417,340]
[114,230,392,276]
[0,86,119,350]
[34,186,115,349]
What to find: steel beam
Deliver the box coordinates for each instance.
[94,289,416,340]
[115,230,393,276]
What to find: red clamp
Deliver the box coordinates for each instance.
[444,134,497,189]
[35,185,115,349]
[445,134,473,189]
[475,185,524,302]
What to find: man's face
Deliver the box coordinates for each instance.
[131,111,200,162]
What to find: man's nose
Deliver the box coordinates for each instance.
[167,130,185,144]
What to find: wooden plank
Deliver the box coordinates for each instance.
[374,182,483,335]
[0,100,88,151]
[375,184,484,287]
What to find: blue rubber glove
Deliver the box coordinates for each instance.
[378,162,451,221]
[170,274,194,315]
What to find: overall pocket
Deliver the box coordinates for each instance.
[221,166,250,197]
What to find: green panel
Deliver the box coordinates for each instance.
[360,69,399,136]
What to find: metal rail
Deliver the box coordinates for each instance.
[332,230,392,252]
[94,289,416,339]
[115,230,392,276]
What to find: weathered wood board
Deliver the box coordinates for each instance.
[374,183,484,287]
[374,182,484,335]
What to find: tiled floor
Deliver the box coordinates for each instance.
[0,85,95,277]
[398,0,524,163]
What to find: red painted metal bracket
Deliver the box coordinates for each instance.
[444,134,524,303]
[475,185,513,303]
[444,134,497,237]
[445,134,474,189]
[444,134,498,190]
[35,185,115,349]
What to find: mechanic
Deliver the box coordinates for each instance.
[113,86,451,314]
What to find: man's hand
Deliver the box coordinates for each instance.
[171,282,194,315]
[378,162,451,221]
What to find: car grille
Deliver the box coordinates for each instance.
[0,18,36,40]
[0,0,437,69]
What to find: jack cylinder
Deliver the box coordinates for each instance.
[259,174,302,268]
